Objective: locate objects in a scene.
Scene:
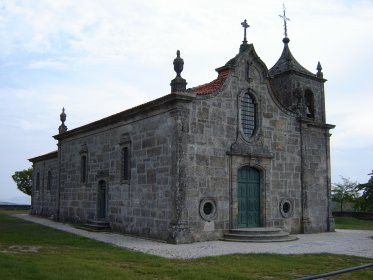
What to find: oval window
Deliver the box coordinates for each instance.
[241,93,256,137]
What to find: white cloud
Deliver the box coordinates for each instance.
[327,89,373,149]
[0,77,153,134]
[26,59,67,70]
[17,119,50,131]
[25,81,153,130]
[20,81,152,130]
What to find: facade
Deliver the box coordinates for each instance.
[29,24,335,244]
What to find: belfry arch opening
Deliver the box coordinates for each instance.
[305,89,315,119]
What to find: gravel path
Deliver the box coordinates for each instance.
[14,214,373,259]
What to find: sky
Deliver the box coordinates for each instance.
[0,0,372,204]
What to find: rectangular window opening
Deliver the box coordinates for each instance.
[81,155,87,184]
[122,147,129,182]
[47,170,52,191]
[36,172,40,191]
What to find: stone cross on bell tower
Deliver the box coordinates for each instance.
[279,4,290,38]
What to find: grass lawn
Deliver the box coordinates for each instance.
[335,216,373,230]
[0,210,372,280]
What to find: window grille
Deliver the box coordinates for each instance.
[241,93,256,137]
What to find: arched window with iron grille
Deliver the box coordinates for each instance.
[241,92,256,137]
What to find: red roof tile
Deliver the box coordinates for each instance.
[191,69,230,95]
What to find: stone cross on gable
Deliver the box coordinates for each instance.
[279,4,290,38]
[241,19,250,43]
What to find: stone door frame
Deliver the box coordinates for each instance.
[97,179,108,220]
[230,156,269,229]
[237,166,260,227]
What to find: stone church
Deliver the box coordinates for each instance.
[29,19,335,243]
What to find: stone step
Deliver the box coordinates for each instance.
[224,232,290,240]
[221,236,298,243]
[228,227,283,235]
[86,219,110,227]
[221,227,298,243]
[76,220,111,232]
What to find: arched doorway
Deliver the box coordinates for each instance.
[97,180,107,220]
[237,166,260,227]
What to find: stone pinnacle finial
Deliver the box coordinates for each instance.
[316,61,323,78]
[173,50,184,77]
[58,107,67,134]
[279,4,290,43]
[170,50,187,93]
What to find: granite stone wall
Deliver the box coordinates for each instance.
[177,48,304,240]
[178,45,332,240]
[301,123,332,232]
[31,156,58,218]
[58,106,179,241]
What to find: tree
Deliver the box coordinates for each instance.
[355,170,373,212]
[12,168,33,196]
[332,176,359,212]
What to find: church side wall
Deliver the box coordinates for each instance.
[58,108,177,241]
[31,157,58,217]
[301,124,330,232]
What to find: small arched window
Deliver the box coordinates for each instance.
[79,144,88,185]
[241,92,256,137]
[122,146,130,181]
[119,133,131,184]
[47,170,52,191]
[36,172,40,191]
[81,155,87,184]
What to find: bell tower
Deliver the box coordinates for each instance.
[269,6,327,123]
[269,6,335,233]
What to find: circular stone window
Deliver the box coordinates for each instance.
[199,198,217,221]
[280,199,294,218]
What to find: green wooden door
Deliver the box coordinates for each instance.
[238,166,260,227]
[98,180,107,220]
